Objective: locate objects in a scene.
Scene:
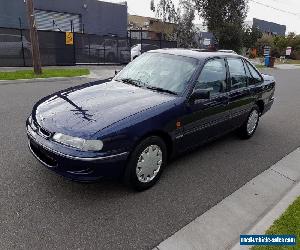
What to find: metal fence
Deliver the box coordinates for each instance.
[0,27,178,67]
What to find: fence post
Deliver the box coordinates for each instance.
[116,37,119,63]
[140,27,143,54]
[73,32,76,65]
[19,17,26,67]
[104,41,106,64]
[159,32,162,49]
[88,34,90,60]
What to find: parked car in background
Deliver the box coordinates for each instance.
[131,43,160,61]
[26,49,275,191]
[84,39,130,63]
[218,49,237,54]
[0,34,31,57]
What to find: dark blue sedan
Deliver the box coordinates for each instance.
[26,49,275,190]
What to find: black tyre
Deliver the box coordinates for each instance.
[123,136,167,191]
[238,105,260,139]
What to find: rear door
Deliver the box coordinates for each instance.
[181,58,231,149]
[226,57,255,128]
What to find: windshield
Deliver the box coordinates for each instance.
[115,52,199,94]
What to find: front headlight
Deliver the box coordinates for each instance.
[52,133,103,151]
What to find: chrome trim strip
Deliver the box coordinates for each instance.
[27,132,129,162]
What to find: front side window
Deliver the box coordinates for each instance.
[227,58,248,90]
[195,59,227,95]
[115,52,199,94]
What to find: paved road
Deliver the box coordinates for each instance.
[0,69,299,250]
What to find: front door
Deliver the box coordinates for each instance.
[180,58,231,150]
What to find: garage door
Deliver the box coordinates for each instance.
[34,9,82,32]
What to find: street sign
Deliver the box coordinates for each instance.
[286,47,292,56]
[66,32,74,45]
[264,46,271,56]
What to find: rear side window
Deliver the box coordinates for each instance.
[227,58,248,90]
[195,59,227,95]
[246,61,263,83]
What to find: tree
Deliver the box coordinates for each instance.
[242,26,262,49]
[150,0,156,12]
[151,0,177,23]
[194,0,249,52]
[151,0,197,47]
[273,36,288,55]
[256,34,273,48]
[176,0,197,48]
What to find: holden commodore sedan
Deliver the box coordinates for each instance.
[26,49,275,190]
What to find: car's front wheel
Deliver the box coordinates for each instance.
[123,136,167,191]
[238,105,260,139]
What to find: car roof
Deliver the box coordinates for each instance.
[149,48,243,61]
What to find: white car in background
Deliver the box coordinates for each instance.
[218,49,238,54]
[131,44,160,61]
[84,39,130,63]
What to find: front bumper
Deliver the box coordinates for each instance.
[26,122,129,182]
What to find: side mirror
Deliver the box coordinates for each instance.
[190,89,210,101]
[115,70,120,76]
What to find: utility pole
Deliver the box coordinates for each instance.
[25,0,42,74]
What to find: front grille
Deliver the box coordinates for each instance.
[30,141,57,167]
[30,118,52,139]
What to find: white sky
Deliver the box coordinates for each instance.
[107,0,300,34]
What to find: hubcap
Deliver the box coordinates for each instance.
[136,145,163,183]
[247,110,259,135]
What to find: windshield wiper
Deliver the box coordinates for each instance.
[118,78,145,87]
[145,85,177,95]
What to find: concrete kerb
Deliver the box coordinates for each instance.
[155,147,300,250]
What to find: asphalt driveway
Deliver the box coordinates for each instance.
[0,69,299,250]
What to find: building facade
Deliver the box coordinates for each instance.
[0,0,128,37]
[128,15,176,40]
[247,18,286,36]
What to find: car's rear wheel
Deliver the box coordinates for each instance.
[238,105,260,139]
[123,136,167,191]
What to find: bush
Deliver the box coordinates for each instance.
[271,47,281,58]
[290,50,300,60]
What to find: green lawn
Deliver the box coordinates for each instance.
[252,196,300,250]
[0,68,89,80]
[256,64,267,69]
[286,60,300,65]
[276,59,300,65]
